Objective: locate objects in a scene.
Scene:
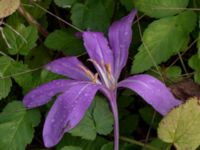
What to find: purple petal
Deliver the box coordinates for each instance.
[108,9,137,79]
[118,74,182,115]
[46,57,92,81]
[23,79,78,108]
[43,82,100,147]
[82,32,114,73]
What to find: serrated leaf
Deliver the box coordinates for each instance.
[93,96,114,135]
[69,112,96,140]
[134,0,189,18]
[188,54,200,84]
[44,29,84,55]
[3,25,38,55]
[158,98,200,150]
[132,11,196,73]
[0,0,20,19]
[60,146,82,150]
[8,61,33,93]
[0,56,13,99]
[54,0,77,8]
[0,101,40,150]
[71,0,114,32]
[0,79,12,100]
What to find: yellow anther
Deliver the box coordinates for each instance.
[78,64,94,80]
[105,63,112,79]
[92,73,99,83]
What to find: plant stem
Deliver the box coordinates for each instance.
[119,136,161,150]
[110,91,119,150]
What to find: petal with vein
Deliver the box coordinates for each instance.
[118,74,182,115]
[46,57,91,81]
[83,32,114,73]
[108,9,137,79]
[23,79,77,108]
[43,82,100,147]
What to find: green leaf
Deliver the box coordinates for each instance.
[68,95,113,140]
[3,25,38,55]
[139,106,161,129]
[0,0,20,19]
[120,115,139,135]
[0,79,12,100]
[93,96,114,135]
[0,56,13,99]
[134,0,189,18]
[165,66,182,81]
[142,138,170,150]
[57,134,108,150]
[197,32,200,58]
[132,11,196,73]
[54,0,77,8]
[101,142,113,150]
[22,0,52,19]
[188,54,200,84]
[158,97,200,150]
[71,0,114,32]
[44,29,84,55]
[69,112,96,140]
[0,101,41,150]
[60,146,82,150]
[120,0,134,11]
[8,61,33,93]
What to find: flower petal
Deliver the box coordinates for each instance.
[23,79,78,108]
[82,32,114,73]
[46,57,91,81]
[43,82,100,147]
[118,74,182,115]
[108,9,137,79]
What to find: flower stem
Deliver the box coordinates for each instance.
[110,91,119,150]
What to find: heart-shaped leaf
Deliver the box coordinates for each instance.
[158,97,200,150]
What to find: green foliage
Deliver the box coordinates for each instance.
[134,0,189,18]
[139,106,161,129]
[164,66,182,81]
[3,25,38,55]
[142,138,170,150]
[188,54,200,84]
[0,101,40,150]
[0,0,200,149]
[158,98,200,150]
[93,96,114,135]
[132,11,196,73]
[101,143,113,150]
[23,0,52,19]
[0,56,12,99]
[57,135,108,150]
[69,95,113,140]
[71,0,114,32]
[69,112,96,140]
[60,146,82,150]
[54,0,77,8]
[44,29,84,55]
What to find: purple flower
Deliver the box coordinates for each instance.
[23,10,181,150]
